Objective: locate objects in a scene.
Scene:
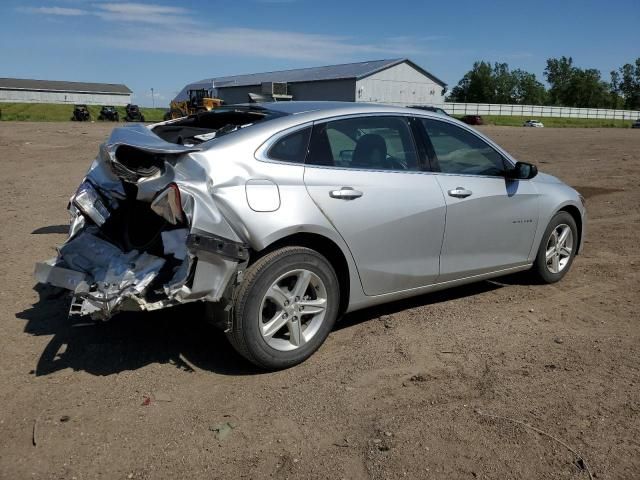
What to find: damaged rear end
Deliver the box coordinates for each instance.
[35,118,254,323]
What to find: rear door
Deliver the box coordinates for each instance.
[418,117,539,281]
[303,115,446,296]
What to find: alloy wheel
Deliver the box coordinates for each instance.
[545,224,573,274]
[259,269,328,351]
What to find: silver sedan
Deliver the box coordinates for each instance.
[35,102,586,369]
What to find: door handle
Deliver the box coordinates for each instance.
[448,187,472,198]
[329,187,363,200]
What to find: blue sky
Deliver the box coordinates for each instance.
[1,0,638,106]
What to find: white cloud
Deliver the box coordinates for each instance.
[20,2,435,61]
[19,2,191,24]
[105,26,425,61]
[21,6,88,16]
[94,3,193,25]
[98,3,189,15]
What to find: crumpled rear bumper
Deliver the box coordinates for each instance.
[35,228,168,317]
[35,226,248,320]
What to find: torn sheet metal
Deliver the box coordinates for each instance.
[55,229,166,318]
[106,123,202,155]
[34,259,87,291]
[187,230,249,261]
[36,223,245,319]
[67,204,85,240]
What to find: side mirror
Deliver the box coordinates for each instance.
[507,161,538,180]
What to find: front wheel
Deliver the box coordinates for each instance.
[532,211,578,283]
[227,246,340,370]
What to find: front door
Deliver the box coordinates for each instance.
[419,118,539,281]
[303,115,446,296]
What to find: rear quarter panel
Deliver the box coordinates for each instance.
[197,136,367,312]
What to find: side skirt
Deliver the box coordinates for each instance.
[346,263,532,313]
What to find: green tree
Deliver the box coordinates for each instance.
[493,62,517,103]
[568,68,610,107]
[617,59,640,110]
[544,56,575,105]
[512,69,547,105]
[448,61,495,103]
[449,61,546,105]
[545,57,610,108]
[609,70,624,109]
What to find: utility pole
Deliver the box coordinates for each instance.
[151,88,155,108]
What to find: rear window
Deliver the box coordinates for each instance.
[267,127,311,163]
[152,107,285,145]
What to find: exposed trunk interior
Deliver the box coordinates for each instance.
[152,107,283,145]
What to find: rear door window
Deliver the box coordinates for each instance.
[307,116,419,171]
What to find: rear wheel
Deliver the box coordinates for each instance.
[532,211,578,283]
[227,246,339,370]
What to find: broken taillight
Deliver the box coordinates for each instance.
[73,180,110,226]
[151,183,184,225]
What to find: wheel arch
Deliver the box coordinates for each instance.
[253,232,352,315]
[557,204,583,254]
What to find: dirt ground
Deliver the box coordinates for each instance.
[0,122,638,480]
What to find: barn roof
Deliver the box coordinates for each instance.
[0,78,132,94]
[189,58,447,90]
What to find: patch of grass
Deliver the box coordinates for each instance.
[0,103,167,122]
[455,115,634,128]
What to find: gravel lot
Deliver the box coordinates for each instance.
[0,122,638,479]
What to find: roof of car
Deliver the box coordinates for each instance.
[247,101,417,116]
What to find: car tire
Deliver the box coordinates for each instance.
[532,211,578,283]
[227,246,340,370]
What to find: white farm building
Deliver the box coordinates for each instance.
[0,78,132,106]
[176,58,447,106]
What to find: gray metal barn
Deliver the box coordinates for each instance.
[0,78,132,106]
[175,58,447,106]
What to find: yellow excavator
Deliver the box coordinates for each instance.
[168,89,223,119]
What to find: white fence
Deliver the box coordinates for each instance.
[433,102,640,120]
